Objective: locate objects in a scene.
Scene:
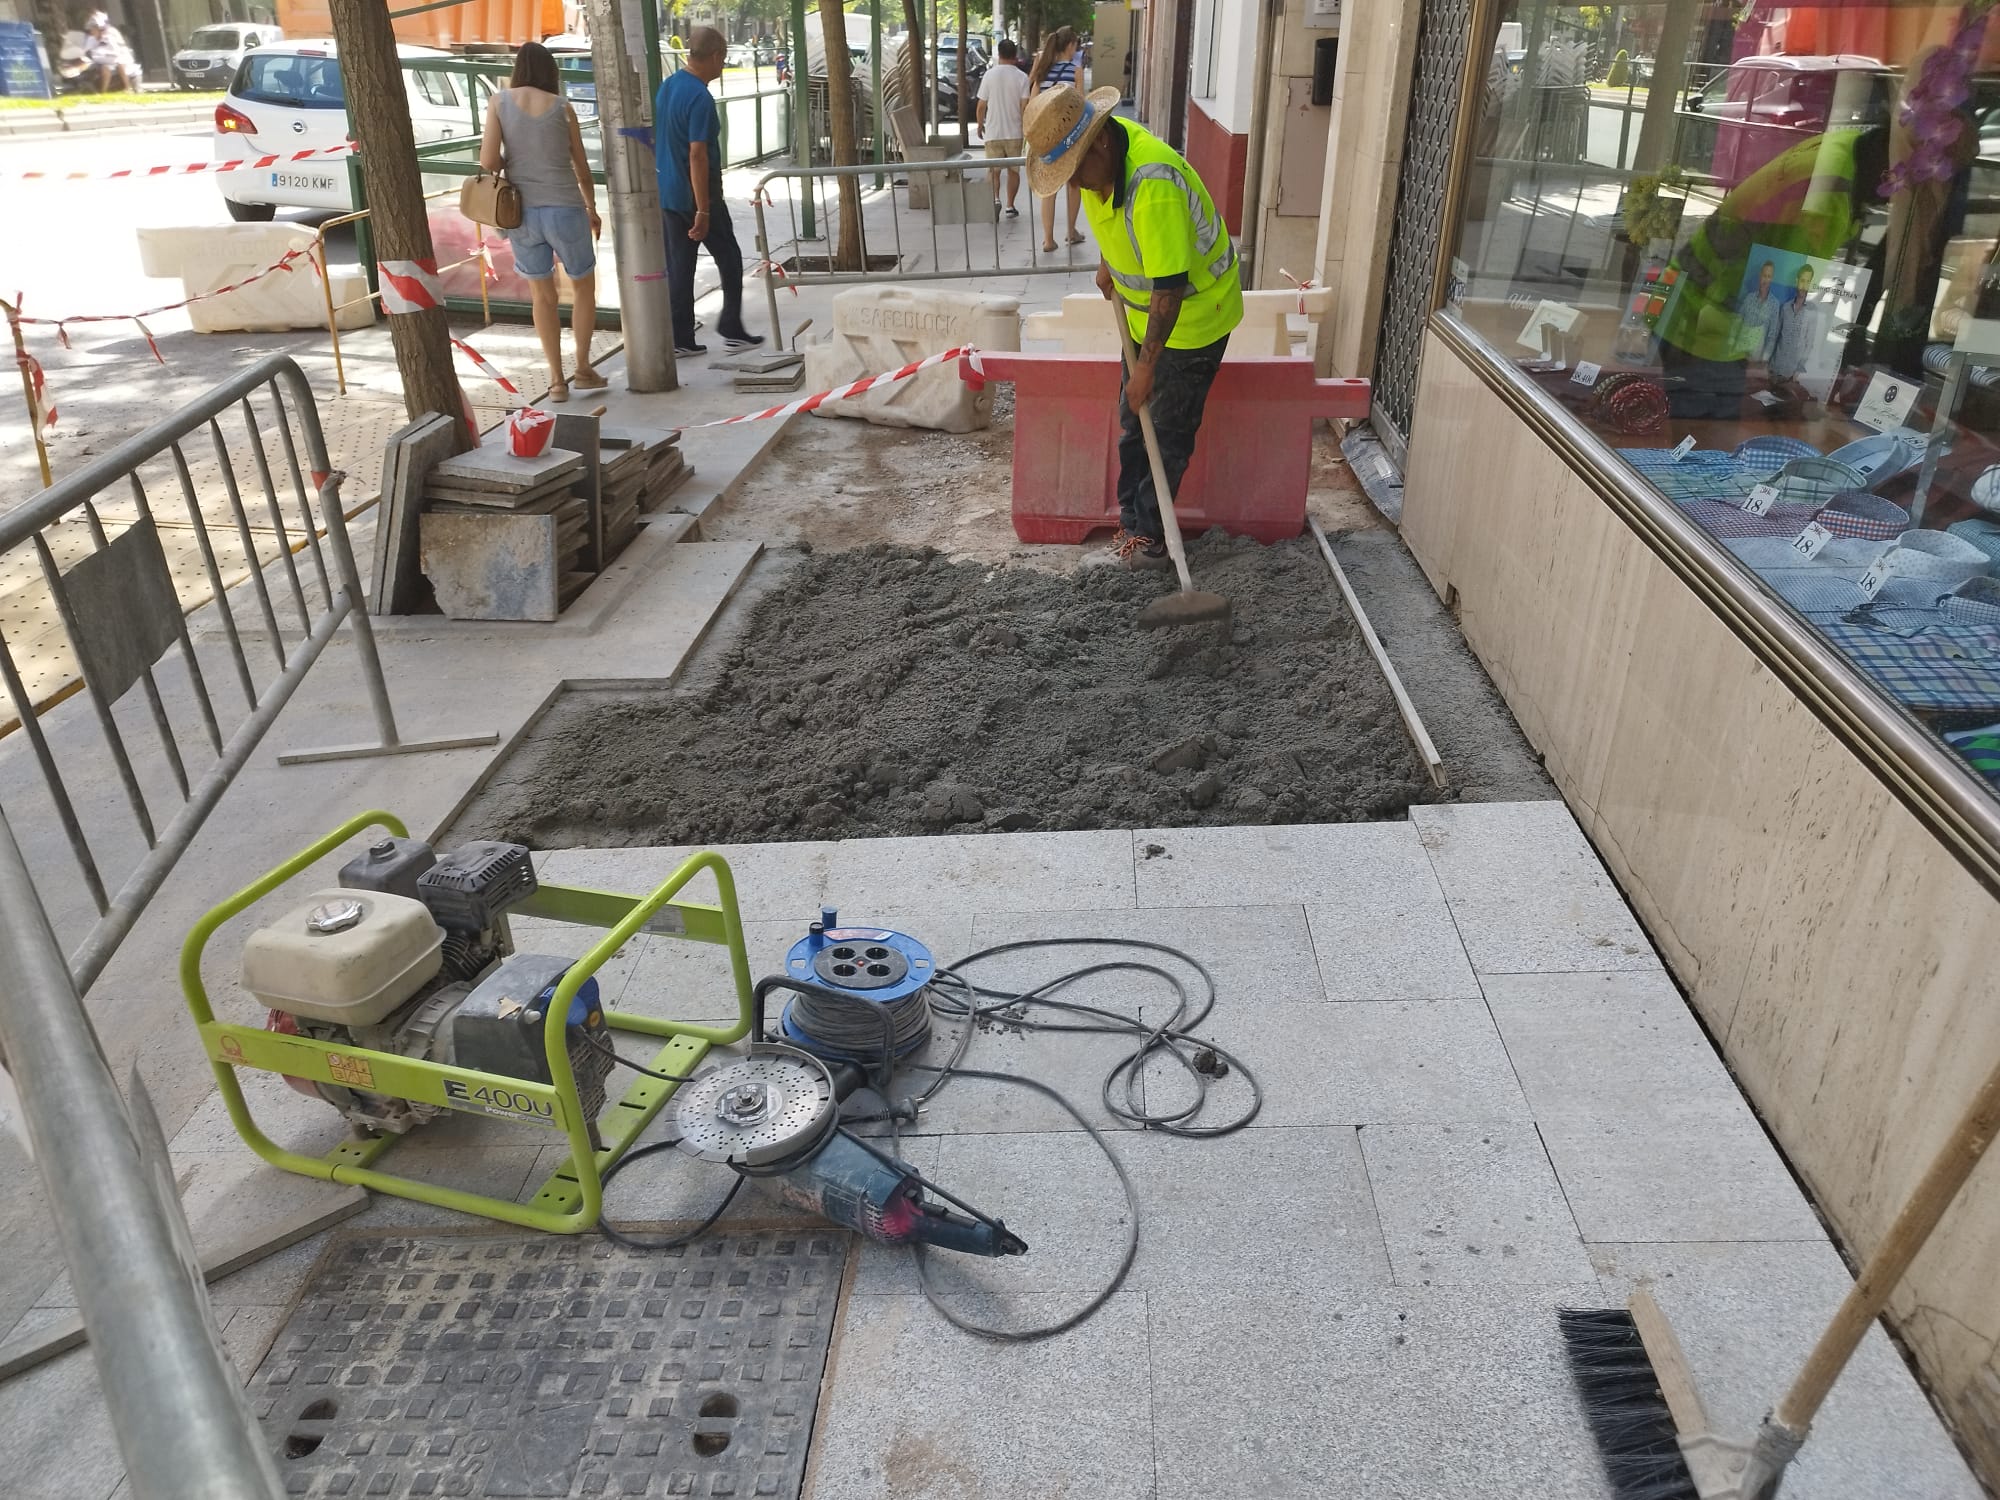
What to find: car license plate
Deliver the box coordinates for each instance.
[270,171,335,191]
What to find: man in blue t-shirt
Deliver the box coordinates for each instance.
[654,27,762,356]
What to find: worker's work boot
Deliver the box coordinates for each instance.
[1083,531,1171,571]
[1119,534,1173,571]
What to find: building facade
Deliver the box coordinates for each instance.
[1287,0,2000,1484]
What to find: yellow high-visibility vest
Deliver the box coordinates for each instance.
[1083,119,1244,350]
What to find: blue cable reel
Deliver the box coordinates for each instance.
[777,907,938,1062]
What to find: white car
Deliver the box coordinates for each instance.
[214,40,471,221]
[172,23,281,92]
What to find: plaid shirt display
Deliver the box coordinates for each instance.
[1617,448,1765,505]
[1816,623,2000,711]
[1677,499,1818,540]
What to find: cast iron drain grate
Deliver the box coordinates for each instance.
[244,1228,849,1499]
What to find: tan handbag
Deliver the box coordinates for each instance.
[459,171,522,230]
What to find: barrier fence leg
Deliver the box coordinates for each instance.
[275,473,499,765]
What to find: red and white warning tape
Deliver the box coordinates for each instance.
[377,259,444,316]
[451,338,520,398]
[685,345,971,429]
[13,246,318,356]
[1278,268,1319,318]
[4,144,357,182]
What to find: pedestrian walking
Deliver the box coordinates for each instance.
[1023,83,1243,568]
[1028,27,1087,252]
[655,26,764,357]
[977,38,1030,217]
[480,41,606,403]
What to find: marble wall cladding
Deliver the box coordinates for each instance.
[1400,329,2000,1483]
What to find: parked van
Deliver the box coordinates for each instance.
[213,40,470,220]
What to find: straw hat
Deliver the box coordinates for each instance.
[1024,83,1124,198]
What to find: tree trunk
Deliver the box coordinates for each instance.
[328,0,469,449]
[817,0,865,270]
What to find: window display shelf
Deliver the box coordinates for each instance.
[1445,5,2000,799]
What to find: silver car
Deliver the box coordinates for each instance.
[173,23,282,92]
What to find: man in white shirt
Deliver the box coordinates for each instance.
[977,39,1030,217]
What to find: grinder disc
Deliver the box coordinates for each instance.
[673,1044,836,1167]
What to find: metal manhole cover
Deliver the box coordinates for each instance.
[245,1228,849,1499]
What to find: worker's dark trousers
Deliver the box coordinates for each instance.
[662,203,750,349]
[1115,334,1229,542]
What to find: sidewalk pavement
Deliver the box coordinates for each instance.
[0,179,1983,1498]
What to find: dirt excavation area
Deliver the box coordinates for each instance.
[458,535,1441,848]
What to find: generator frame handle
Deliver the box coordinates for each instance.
[178,810,756,1233]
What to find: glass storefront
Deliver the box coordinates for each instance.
[1447,0,2000,796]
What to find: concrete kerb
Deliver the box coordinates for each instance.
[0,100,220,138]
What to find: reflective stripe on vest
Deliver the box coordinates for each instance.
[1086,120,1243,348]
[1110,165,1240,310]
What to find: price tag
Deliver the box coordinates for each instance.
[1571,360,1603,387]
[1791,521,1834,559]
[1670,435,1697,462]
[1742,483,1779,516]
[1857,563,1888,598]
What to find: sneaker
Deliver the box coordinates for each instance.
[1004,206,1019,218]
[675,341,708,357]
[721,330,765,353]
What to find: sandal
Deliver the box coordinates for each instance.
[571,366,608,391]
[1066,232,1087,246]
[548,380,570,403]
[1042,241,1058,253]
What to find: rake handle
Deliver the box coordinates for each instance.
[1776,1048,2000,1432]
[1115,314,1197,596]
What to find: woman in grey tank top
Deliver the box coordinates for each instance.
[479,42,605,401]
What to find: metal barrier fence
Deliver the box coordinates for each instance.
[751,155,1095,346]
[0,807,281,1499]
[0,354,491,996]
[0,354,496,1498]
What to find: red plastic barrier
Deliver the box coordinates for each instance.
[960,352,1370,543]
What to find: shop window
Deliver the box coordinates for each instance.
[1446,0,2000,799]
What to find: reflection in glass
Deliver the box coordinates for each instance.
[1447,0,2000,799]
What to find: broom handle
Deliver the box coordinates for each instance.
[1116,315,1197,595]
[1776,1049,2000,1432]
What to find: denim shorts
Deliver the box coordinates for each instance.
[507,203,595,281]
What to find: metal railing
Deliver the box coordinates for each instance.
[0,802,280,1500]
[0,354,492,996]
[751,155,1095,345]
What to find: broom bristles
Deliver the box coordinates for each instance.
[1557,1306,1703,1500]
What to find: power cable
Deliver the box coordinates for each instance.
[595,932,1262,1345]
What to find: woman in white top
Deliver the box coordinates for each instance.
[1028,27,1086,252]
[479,42,606,402]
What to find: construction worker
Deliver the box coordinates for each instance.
[1024,83,1243,569]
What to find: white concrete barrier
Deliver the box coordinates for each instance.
[135,224,375,334]
[1021,287,1332,359]
[803,286,1021,433]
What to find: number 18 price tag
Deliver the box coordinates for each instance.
[1790,521,1834,560]
[1858,562,1889,599]
[1742,483,1778,517]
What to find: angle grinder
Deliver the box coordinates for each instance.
[673,1043,1026,1258]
